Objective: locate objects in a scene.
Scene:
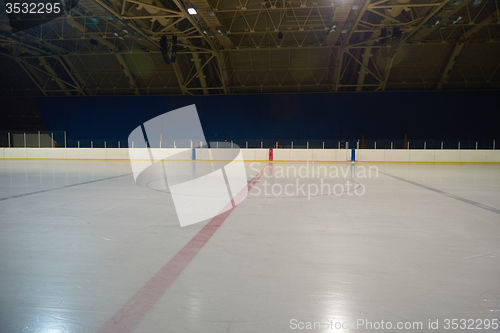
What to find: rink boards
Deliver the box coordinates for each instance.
[0,148,500,163]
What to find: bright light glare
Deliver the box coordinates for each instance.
[187,7,197,15]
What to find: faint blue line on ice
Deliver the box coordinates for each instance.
[381,172,500,215]
[0,174,131,202]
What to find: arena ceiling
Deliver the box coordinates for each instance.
[0,0,499,97]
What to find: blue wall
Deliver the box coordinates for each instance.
[36,90,499,147]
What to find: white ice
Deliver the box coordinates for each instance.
[0,160,499,333]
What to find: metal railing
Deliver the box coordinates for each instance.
[0,131,496,150]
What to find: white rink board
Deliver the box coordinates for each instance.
[409,150,436,162]
[26,148,47,159]
[460,150,488,163]
[384,149,410,162]
[273,149,290,161]
[356,150,385,162]
[106,148,129,160]
[1,148,500,163]
[434,150,461,163]
[487,150,500,162]
[66,148,88,159]
[241,149,256,161]
[312,149,337,162]
[288,149,313,161]
[4,148,27,159]
[86,148,108,160]
[46,148,67,159]
[255,149,268,161]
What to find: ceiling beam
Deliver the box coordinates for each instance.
[37,57,72,96]
[56,56,86,95]
[400,0,448,43]
[408,0,473,44]
[91,0,188,94]
[437,8,500,90]
[13,59,48,96]
[171,0,229,94]
[373,0,449,91]
[66,16,140,95]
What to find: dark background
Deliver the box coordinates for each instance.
[29,90,499,146]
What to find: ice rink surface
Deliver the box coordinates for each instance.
[1,159,500,333]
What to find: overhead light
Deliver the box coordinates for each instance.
[187,6,197,15]
[427,19,440,28]
[217,28,228,37]
[451,16,462,24]
[208,11,216,17]
[472,0,483,7]
[203,29,215,37]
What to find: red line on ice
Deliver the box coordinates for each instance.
[96,164,269,333]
